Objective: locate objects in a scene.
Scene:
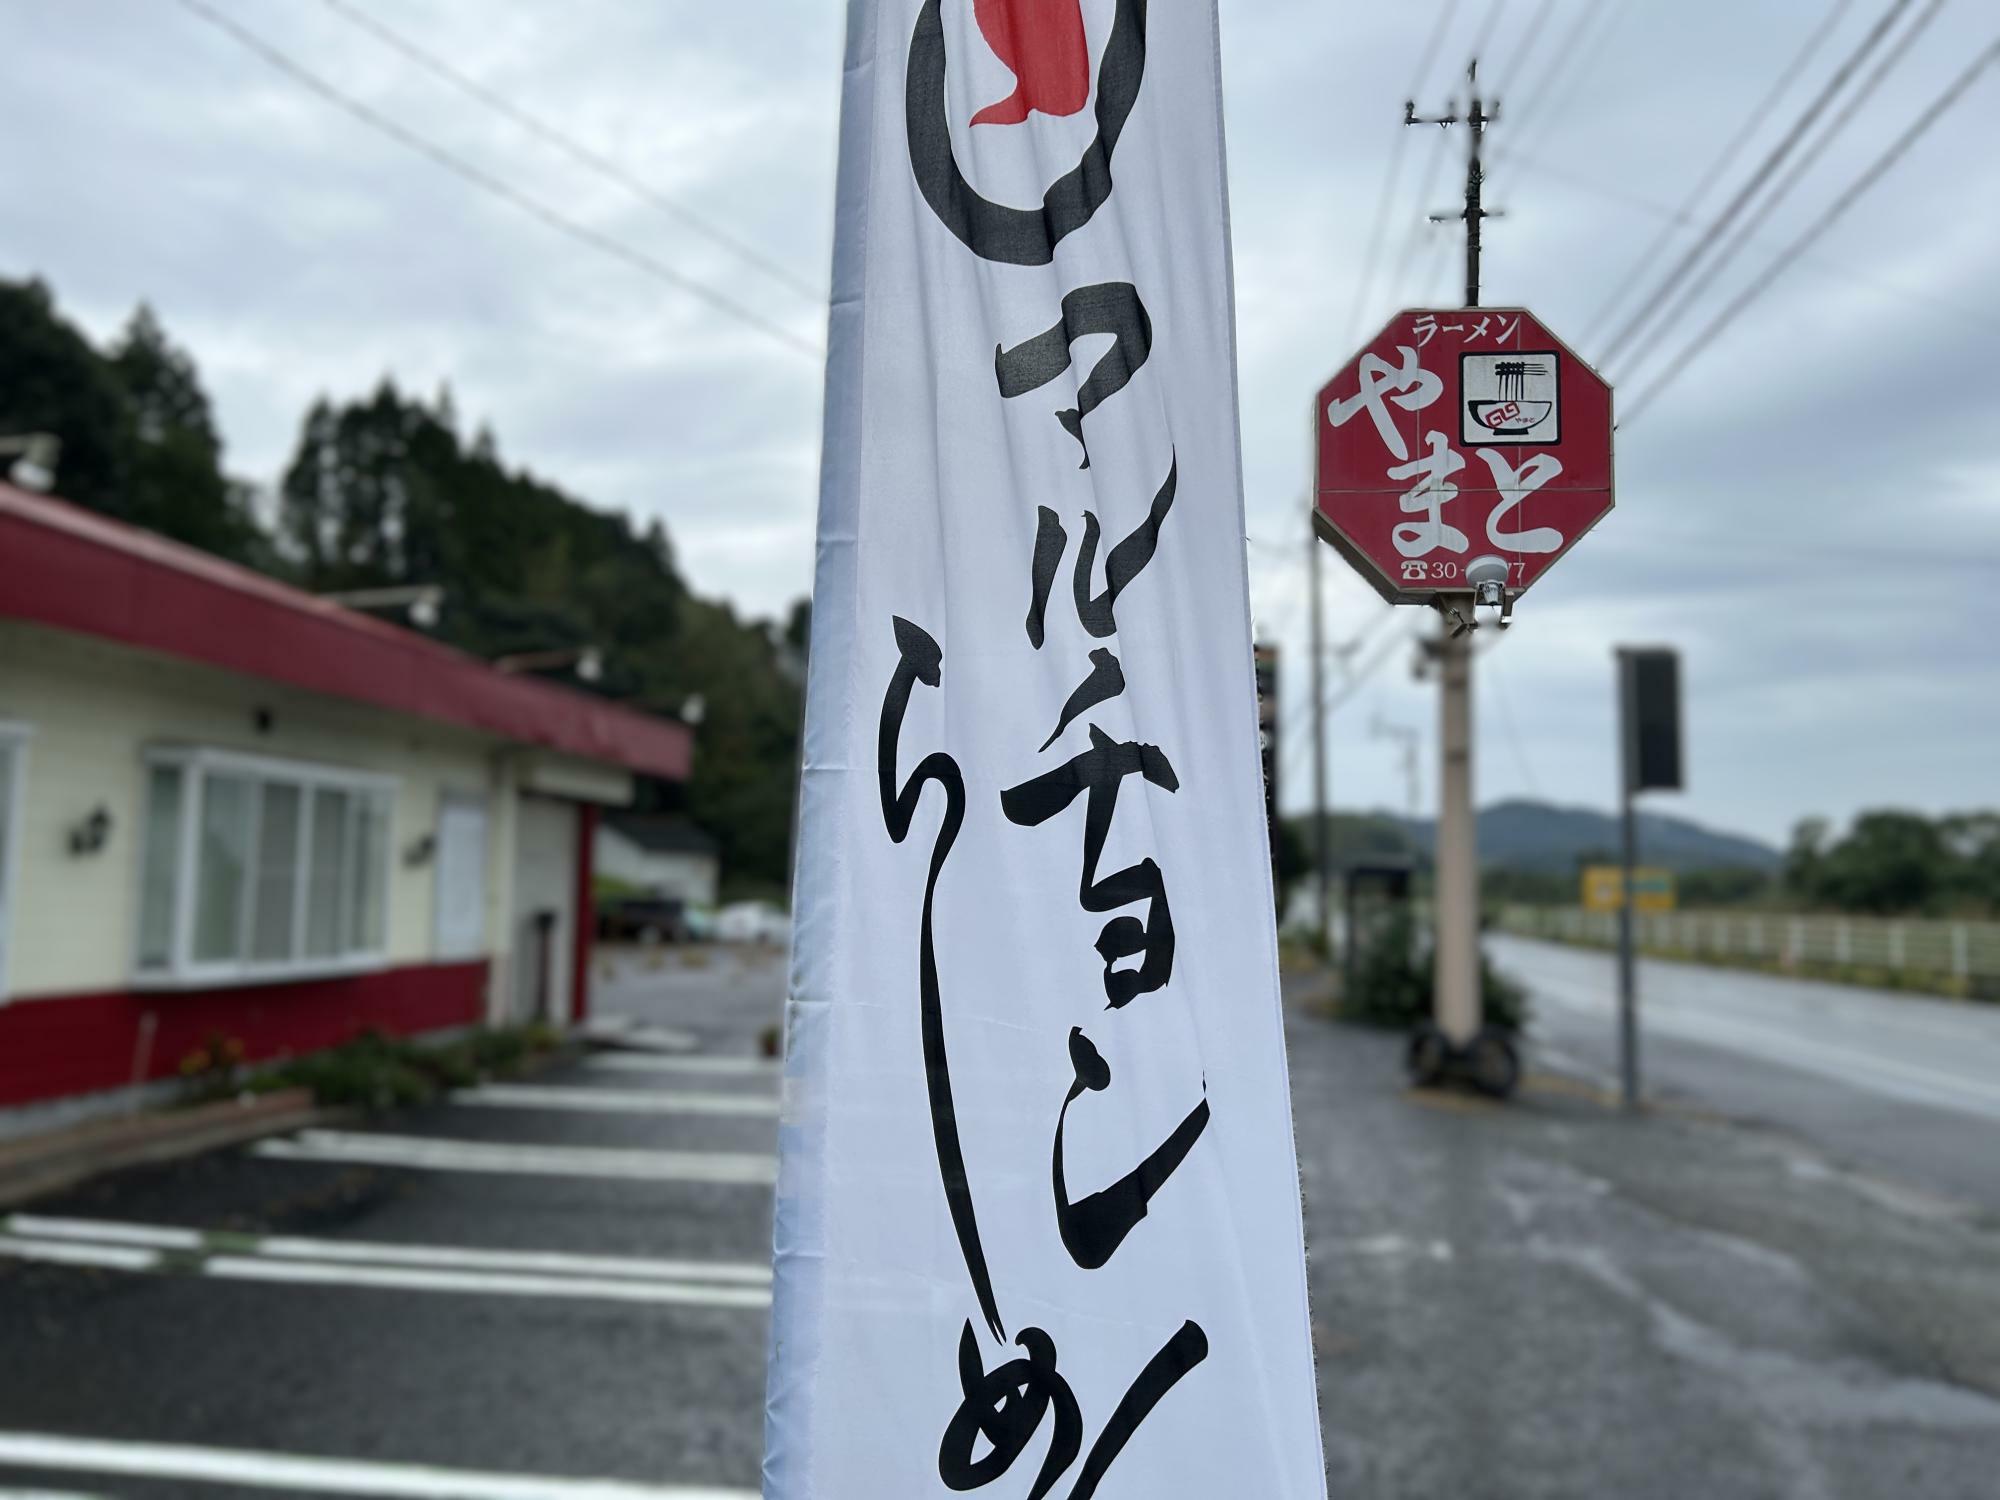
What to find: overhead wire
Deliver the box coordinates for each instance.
[1598,0,1920,369]
[316,0,823,303]
[1584,0,1859,343]
[1506,2,1636,167]
[1466,0,1509,69]
[175,0,823,360]
[1490,0,1561,101]
[1621,33,2000,423]
[1388,124,1459,301]
[1345,0,1466,342]
[1500,143,2000,332]
[1500,0,1606,143]
[1481,648,1544,800]
[1617,0,1949,387]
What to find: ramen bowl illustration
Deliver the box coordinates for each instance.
[1467,399,1553,436]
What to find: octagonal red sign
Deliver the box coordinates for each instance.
[1314,307,1614,605]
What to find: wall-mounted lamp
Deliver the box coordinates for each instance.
[69,805,112,856]
[403,832,437,868]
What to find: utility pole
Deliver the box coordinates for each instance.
[1308,511,1332,955]
[1408,61,1500,1050]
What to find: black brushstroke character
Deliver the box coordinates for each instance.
[939,1322,1081,1500]
[880,615,1003,1341]
[939,1316,1210,1498]
[906,0,1149,266]
[1025,453,1178,651]
[1074,451,1176,639]
[996,283,1154,469]
[1001,726,1178,1006]
[1040,648,1124,752]
[1052,1028,1209,1269]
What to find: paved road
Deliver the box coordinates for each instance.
[0,945,785,1499]
[1496,933,2000,1211]
[1292,1014,2000,1500]
[5,945,2000,1498]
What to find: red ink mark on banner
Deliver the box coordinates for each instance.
[970,0,1090,126]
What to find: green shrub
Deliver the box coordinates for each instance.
[250,1024,562,1110]
[1338,910,1529,1033]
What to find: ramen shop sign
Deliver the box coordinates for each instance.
[1314,307,1614,604]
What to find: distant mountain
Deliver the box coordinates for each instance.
[1314,798,1782,875]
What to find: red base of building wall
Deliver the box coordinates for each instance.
[0,961,488,1110]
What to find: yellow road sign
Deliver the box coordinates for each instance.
[1581,865,1676,913]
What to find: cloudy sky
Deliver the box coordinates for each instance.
[8,0,1996,845]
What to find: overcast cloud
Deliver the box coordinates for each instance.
[6,0,1996,845]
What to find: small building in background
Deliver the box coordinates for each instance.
[595,815,721,909]
[0,485,693,1125]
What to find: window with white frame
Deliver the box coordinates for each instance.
[0,723,28,1001]
[137,748,396,983]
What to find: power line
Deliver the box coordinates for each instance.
[1585,0,1859,344]
[1482,648,1543,800]
[1409,0,1471,105]
[1599,0,1919,369]
[1618,0,1948,386]
[1491,0,1560,97]
[1502,0,1605,142]
[317,0,822,304]
[1345,0,1465,342]
[1622,34,2000,424]
[1326,618,1421,718]
[1500,143,2000,333]
[1466,0,1509,69]
[175,0,822,360]
[1389,124,1458,298]
[1507,1,1635,167]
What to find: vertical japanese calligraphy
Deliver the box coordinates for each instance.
[767,5,1326,1495]
[877,614,1004,1340]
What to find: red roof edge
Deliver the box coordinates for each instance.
[0,484,692,782]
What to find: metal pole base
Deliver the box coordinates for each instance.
[1406,1022,1520,1099]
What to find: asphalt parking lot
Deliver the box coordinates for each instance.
[0,946,784,1499]
[6,944,2000,1499]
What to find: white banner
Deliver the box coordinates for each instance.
[766,2,1325,1496]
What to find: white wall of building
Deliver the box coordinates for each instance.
[0,621,504,1001]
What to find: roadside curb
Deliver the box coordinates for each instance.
[0,1090,339,1211]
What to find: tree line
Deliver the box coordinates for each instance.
[1276,802,2000,920]
[0,276,804,892]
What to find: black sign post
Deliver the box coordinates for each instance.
[1616,647,1683,1109]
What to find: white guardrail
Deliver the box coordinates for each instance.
[1497,905,2000,987]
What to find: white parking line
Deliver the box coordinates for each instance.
[0,1432,755,1499]
[0,1227,768,1309]
[202,1256,768,1307]
[254,1130,777,1185]
[7,1216,769,1285]
[586,1055,776,1077]
[456,1085,777,1117]
[0,1235,161,1273]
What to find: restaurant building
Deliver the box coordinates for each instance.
[0,483,693,1120]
